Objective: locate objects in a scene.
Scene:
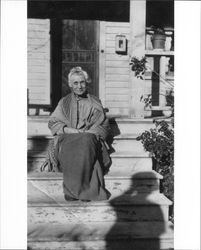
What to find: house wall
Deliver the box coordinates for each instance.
[28,19,51,106]
[99,22,130,117]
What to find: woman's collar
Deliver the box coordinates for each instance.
[72,92,88,100]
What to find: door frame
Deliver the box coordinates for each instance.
[98,21,106,107]
[95,20,100,99]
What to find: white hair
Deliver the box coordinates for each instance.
[68,67,91,85]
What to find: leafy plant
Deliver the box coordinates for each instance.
[152,27,165,35]
[140,94,152,109]
[137,119,174,168]
[147,26,165,35]
[130,56,147,80]
[130,56,173,87]
[136,119,174,222]
[130,56,174,115]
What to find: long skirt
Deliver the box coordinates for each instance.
[56,133,111,201]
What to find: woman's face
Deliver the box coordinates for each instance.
[69,74,87,96]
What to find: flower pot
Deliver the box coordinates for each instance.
[151,34,166,50]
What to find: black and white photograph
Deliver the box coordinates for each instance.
[27,1,174,249]
[0,0,200,250]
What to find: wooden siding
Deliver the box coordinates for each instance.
[100,22,130,116]
[28,19,51,105]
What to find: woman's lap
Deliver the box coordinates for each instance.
[56,133,110,201]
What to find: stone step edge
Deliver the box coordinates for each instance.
[28,236,174,243]
[28,193,172,207]
[28,117,171,125]
[28,151,151,158]
[109,117,171,124]
[27,134,142,140]
[28,116,156,123]
[28,221,174,241]
[28,241,174,250]
[28,170,163,180]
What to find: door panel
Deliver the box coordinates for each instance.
[62,20,76,50]
[76,21,96,50]
[62,20,98,97]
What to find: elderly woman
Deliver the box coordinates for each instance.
[41,67,111,201]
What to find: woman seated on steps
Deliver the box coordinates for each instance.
[41,67,111,202]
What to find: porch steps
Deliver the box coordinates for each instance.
[27,117,174,250]
[28,171,162,203]
[28,116,156,136]
[28,192,171,223]
[28,221,173,250]
[28,134,148,155]
[28,151,152,174]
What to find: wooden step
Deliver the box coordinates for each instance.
[28,171,162,204]
[110,152,152,172]
[28,151,152,173]
[109,117,156,135]
[110,134,146,153]
[28,221,174,250]
[28,192,172,223]
[28,116,157,136]
[27,134,148,154]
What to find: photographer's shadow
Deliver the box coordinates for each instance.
[106,172,166,250]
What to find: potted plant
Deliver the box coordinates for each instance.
[148,26,166,50]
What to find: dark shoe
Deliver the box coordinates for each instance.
[64,195,78,201]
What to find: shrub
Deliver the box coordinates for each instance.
[136,118,174,222]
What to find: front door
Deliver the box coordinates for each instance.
[61,20,99,97]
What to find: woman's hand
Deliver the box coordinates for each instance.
[64,127,80,134]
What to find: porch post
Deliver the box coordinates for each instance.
[129,0,146,118]
[159,56,168,107]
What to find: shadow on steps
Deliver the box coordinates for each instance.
[28,136,50,172]
[105,172,167,250]
[27,171,173,250]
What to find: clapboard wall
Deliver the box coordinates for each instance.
[28,19,51,106]
[99,22,130,117]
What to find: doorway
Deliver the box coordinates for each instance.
[61,20,99,97]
